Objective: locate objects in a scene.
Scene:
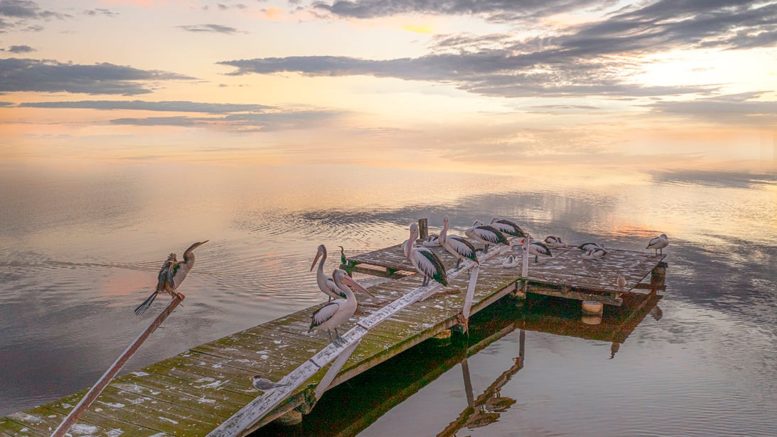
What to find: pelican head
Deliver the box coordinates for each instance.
[310,244,326,272]
[333,269,375,297]
[443,216,449,225]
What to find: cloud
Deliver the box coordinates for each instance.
[178,23,240,34]
[84,8,118,17]
[0,58,191,95]
[20,100,272,113]
[311,0,614,21]
[6,44,33,53]
[220,1,777,99]
[652,170,777,189]
[0,101,12,106]
[649,93,777,124]
[109,110,342,131]
[0,0,65,20]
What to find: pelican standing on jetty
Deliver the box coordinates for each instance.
[405,222,448,286]
[544,236,566,248]
[582,247,608,259]
[489,218,527,238]
[578,242,603,252]
[466,221,509,253]
[309,270,374,344]
[647,234,669,255]
[519,238,552,263]
[134,240,208,316]
[311,244,347,301]
[440,216,478,270]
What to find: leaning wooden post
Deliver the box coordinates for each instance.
[458,265,479,334]
[521,237,530,293]
[418,218,428,240]
[51,295,185,437]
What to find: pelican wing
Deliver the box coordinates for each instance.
[532,242,552,257]
[310,302,340,330]
[415,247,448,286]
[493,219,527,238]
[473,225,508,245]
[326,278,346,298]
[449,236,478,262]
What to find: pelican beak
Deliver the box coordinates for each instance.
[342,275,375,297]
[310,250,322,272]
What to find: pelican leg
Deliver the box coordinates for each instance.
[422,276,429,287]
[484,244,490,253]
[534,255,538,263]
[456,259,462,270]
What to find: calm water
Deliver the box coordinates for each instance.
[1,161,776,436]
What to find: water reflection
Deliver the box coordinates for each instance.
[1,162,776,436]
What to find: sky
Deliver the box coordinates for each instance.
[1,0,776,175]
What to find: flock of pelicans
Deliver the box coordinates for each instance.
[130,218,669,391]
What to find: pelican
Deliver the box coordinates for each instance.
[251,376,290,391]
[404,222,448,286]
[466,221,509,253]
[519,238,552,263]
[422,234,441,247]
[309,270,374,343]
[582,247,607,259]
[501,255,520,268]
[489,218,527,238]
[134,240,208,316]
[440,216,478,270]
[544,236,565,248]
[578,242,603,252]
[311,244,346,301]
[647,233,669,255]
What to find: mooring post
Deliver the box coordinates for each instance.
[52,295,185,437]
[521,237,530,293]
[650,261,667,293]
[418,218,428,240]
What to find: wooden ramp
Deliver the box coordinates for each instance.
[1,234,667,436]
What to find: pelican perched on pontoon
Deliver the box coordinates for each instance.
[489,218,527,238]
[404,222,448,286]
[440,216,478,270]
[544,236,566,248]
[578,242,603,252]
[466,221,509,253]
[582,247,608,259]
[309,270,374,343]
[519,238,552,263]
[134,240,208,316]
[647,234,669,255]
[311,244,345,301]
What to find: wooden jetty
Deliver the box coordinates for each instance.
[0,220,667,437]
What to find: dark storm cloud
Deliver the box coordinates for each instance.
[109,110,343,131]
[0,59,192,95]
[20,100,272,113]
[6,44,33,52]
[220,1,776,98]
[178,23,240,34]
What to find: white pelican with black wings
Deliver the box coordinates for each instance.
[647,233,669,255]
[466,221,509,253]
[404,222,448,287]
[309,270,373,343]
[310,244,346,301]
[440,216,478,270]
[490,218,527,238]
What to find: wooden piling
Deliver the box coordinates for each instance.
[418,218,428,240]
